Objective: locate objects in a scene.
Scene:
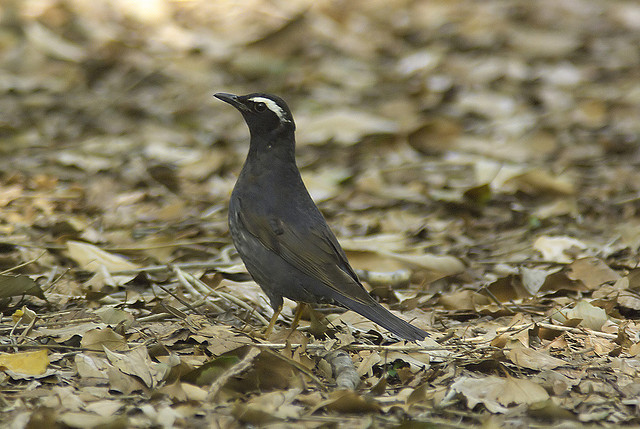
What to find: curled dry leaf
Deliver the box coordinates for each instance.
[312,389,381,414]
[187,322,253,356]
[12,306,37,324]
[553,300,608,331]
[505,347,567,371]
[66,241,139,272]
[95,307,135,328]
[451,375,549,414]
[380,252,465,276]
[566,257,620,290]
[533,236,588,263]
[232,388,304,424]
[439,289,490,311]
[75,353,110,379]
[66,241,139,287]
[59,412,117,429]
[81,327,129,352]
[491,167,575,196]
[520,267,555,295]
[103,346,167,389]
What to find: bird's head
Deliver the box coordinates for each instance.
[215,93,296,138]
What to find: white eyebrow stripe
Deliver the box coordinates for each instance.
[248,97,290,122]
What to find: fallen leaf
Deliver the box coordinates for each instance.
[81,327,129,352]
[520,267,554,295]
[94,307,135,328]
[59,412,121,429]
[566,257,620,290]
[232,388,304,424]
[0,349,49,375]
[533,236,587,263]
[0,275,45,299]
[75,353,110,379]
[504,169,575,195]
[451,375,549,414]
[103,346,166,388]
[66,240,139,272]
[313,389,381,414]
[554,300,608,331]
[505,347,567,371]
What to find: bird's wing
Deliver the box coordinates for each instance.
[235,200,374,306]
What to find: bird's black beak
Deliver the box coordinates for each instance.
[214,93,249,112]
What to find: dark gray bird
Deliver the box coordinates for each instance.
[215,92,427,341]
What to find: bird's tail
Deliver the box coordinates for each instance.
[333,295,427,341]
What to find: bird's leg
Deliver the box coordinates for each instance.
[290,303,306,331]
[284,303,306,340]
[264,303,283,339]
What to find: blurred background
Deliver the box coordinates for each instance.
[2,0,640,283]
[3,0,640,265]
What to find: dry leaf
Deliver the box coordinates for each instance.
[505,347,567,371]
[566,257,620,290]
[0,349,49,375]
[232,388,304,423]
[75,353,110,379]
[451,375,549,413]
[66,241,138,272]
[104,346,166,388]
[533,236,588,263]
[81,327,129,352]
[554,300,608,331]
[0,275,45,299]
[313,389,381,414]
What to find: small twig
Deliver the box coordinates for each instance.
[41,267,71,292]
[496,322,618,339]
[175,267,270,327]
[474,259,569,266]
[16,316,37,344]
[112,261,234,276]
[136,299,209,322]
[173,266,204,299]
[0,250,47,275]
[156,283,203,316]
[252,342,451,352]
[264,347,326,389]
[480,286,515,314]
[207,346,261,400]
[210,290,271,327]
[0,343,91,351]
[176,268,213,297]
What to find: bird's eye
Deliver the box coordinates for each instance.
[254,102,267,112]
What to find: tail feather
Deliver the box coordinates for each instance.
[334,295,427,341]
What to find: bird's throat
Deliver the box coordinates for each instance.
[247,132,296,165]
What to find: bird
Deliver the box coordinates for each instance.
[215,92,427,341]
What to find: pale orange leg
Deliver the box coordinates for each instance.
[264,303,283,339]
[286,303,306,338]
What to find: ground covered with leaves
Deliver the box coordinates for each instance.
[2,0,640,427]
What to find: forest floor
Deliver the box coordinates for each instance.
[2,0,640,427]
